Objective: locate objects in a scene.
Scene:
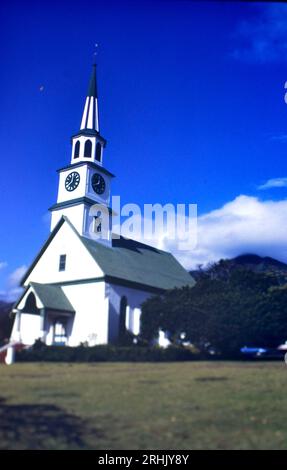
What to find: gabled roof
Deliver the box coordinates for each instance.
[21,216,195,292]
[21,216,67,286]
[80,235,195,291]
[30,283,75,312]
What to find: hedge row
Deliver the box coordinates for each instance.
[15,343,198,362]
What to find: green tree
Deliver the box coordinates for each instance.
[140,264,287,357]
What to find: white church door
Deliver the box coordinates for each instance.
[52,319,68,346]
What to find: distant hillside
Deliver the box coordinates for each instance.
[227,254,287,272]
[0,301,12,317]
[190,254,287,280]
[0,301,13,344]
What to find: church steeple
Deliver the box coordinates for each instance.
[70,64,106,165]
[80,64,99,132]
[50,63,114,243]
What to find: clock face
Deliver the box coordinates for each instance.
[65,172,80,192]
[92,173,106,195]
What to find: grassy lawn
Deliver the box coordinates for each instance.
[0,361,286,450]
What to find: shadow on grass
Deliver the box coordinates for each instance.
[195,376,228,382]
[0,397,101,449]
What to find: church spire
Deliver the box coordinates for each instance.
[70,64,106,165]
[80,64,99,132]
[51,60,113,242]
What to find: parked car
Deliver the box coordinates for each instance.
[240,346,268,357]
[241,345,286,359]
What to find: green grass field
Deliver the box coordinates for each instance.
[0,361,286,450]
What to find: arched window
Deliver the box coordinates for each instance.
[96,142,102,162]
[74,140,80,159]
[94,212,102,233]
[118,296,127,340]
[23,292,39,314]
[84,139,92,158]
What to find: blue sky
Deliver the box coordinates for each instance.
[1,0,287,299]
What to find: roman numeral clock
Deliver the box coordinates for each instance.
[64,171,106,194]
[49,64,115,242]
[92,173,106,194]
[65,172,80,192]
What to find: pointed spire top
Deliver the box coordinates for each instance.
[80,64,100,132]
[87,63,98,98]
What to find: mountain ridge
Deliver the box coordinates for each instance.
[190,253,287,280]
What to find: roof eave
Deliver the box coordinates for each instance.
[20,217,67,286]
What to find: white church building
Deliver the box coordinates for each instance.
[10,65,194,348]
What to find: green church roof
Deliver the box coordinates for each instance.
[30,282,75,312]
[80,234,195,292]
[20,217,195,293]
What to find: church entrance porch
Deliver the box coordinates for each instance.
[10,282,75,347]
[45,311,74,346]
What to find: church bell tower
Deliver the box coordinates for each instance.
[49,64,114,242]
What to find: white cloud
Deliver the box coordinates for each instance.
[232,4,287,63]
[270,134,287,143]
[0,262,7,271]
[1,287,23,303]
[7,265,27,288]
[158,195,287,270]
[117,195,287,270]
[0,265,27,302]
[258,177,287,190]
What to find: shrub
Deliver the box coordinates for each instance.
[15,343,198,363]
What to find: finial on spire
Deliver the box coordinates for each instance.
[93,43,99,65]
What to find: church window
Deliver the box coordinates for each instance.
[59,254,66,271]
[94,215,102,233]
[96,142,102,162]
[119,296,128,340]
[53,320,67,345]
[74,140,80,159]
[84,139,92,158]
